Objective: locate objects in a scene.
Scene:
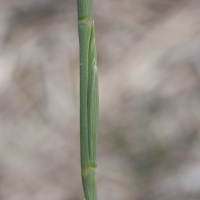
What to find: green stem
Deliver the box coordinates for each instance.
[77,0,98,200]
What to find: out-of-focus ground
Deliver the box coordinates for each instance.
[0,0,200,199]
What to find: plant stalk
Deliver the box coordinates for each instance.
[77,0,98,200]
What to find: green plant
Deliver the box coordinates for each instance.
[77,0,99,200]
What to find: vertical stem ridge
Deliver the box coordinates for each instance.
[88,65,98,167]
[79,22,90,169]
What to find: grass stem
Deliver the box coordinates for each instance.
[77,1,98,199]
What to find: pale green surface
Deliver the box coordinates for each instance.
[77,0,98,200]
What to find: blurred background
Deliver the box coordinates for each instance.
[0,0,200,199]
